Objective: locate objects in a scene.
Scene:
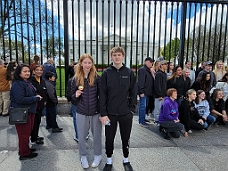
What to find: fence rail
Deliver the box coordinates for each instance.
[1,0,228,96]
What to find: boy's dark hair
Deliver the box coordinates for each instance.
[45,71,54,80]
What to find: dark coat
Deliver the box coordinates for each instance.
[30,76,47,111]
[10,80,40,114]
[154,70,167,98]
[71,75,100,116]
[100,64,137,116]
[167,76,185,97]
[179,99,204,132]
[137,65,154,96]
[45,80,58,107]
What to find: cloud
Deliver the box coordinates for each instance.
[46,0,226,48]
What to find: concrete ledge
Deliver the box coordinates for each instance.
[57,97,71,115]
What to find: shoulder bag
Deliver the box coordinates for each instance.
[9,107,29,125]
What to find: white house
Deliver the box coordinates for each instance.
[68,34,159,66]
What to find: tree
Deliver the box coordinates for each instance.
[161,38,180,61]
[0,0,57,61]
[42,36,64,64]
[187,24,228,63]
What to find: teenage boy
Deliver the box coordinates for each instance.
[100,46,137,171]
[45,71,63,133]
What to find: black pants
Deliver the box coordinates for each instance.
[31,109,42,142]
[105,113,133,158]
[189,119,204,130]
[160,121,184,138]
[146,96,154,114]
[46,106,58,128]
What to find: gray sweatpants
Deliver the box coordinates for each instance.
[76,113,102,156]
[153,98,164,122]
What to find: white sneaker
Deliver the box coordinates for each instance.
[91,155,102,168]
[81,156,89,169]
[145,114,149,120]
[188,130,193,134]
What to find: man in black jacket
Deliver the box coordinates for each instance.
[137,57,154,127]
[100,46,137,171]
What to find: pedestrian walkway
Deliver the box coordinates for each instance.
[0,115,228,171]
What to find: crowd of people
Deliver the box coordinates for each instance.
[137,58,228,140]
[1,48,228,171]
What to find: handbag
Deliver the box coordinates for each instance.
[9,107,29,125]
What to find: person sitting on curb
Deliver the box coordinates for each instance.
[179,89,205,138]
[194,90,216,130]
[208,89,228,125]
[158,88,184,140]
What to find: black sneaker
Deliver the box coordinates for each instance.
[103,164,112,171]
[144,119,150,123]
[36,139,44,145]
[37,136,44,141]
[52,128,63,133]
[123,162,133,171]
[162,130,171,140]
[46,125,51,129]
[19,153,38,160]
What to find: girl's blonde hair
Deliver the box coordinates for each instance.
[74,54,97,87]
[186,89,196,98]
[213,60,226,77]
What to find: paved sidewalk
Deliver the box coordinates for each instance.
[0,115,228,171]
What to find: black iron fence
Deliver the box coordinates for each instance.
[1,0,228,96]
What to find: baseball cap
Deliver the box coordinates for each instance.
[144,57,154,63]
[205,61,213,65]
[160,60,168,65]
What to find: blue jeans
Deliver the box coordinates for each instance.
[204,115,216,129]
[138,95,148,124]
[71,104,78,139]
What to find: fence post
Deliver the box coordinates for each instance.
[63,0,69,96]
[179,2,187,68]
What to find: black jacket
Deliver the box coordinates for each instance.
[30,76,47,111]
[179,99,204,132]
[154,70,167,98]
[167,76,185,97]
[45,80,58,107]
[137,65,154,96]
[208,97,225,113]
[100,64,137,116]
[71,75,100,116]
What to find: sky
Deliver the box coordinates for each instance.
[43,0,227,47]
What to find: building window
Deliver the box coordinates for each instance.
[92,49,95,55]
[70,49,73,54]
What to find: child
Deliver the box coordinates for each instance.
[45,71,63,133]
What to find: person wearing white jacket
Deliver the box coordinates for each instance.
[209,73,228,102]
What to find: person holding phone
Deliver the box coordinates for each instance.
[100,46,137,171]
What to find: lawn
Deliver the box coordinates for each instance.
[56,67,66,96]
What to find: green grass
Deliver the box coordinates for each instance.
[56,67,65,96]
